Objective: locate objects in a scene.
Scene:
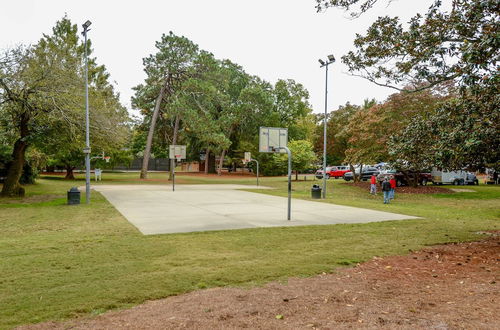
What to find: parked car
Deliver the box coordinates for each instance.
[315,165,350,179]
[465,172,479,185]
[431,167,469,185]
[377,170,432,186]
[485,169,498,185]
[315,167,333,179]
[343,167,379,181]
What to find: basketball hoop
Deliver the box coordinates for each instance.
[175,154,182,162]
[259,127,288,154]
[104,156,111,163]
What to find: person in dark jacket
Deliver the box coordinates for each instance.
[382,177,392,204]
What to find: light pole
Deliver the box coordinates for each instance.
[319,55,335,199]
[82,20,92,204]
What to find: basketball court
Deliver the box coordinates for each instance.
[94,184,420,235]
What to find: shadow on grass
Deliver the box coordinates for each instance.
[0,196,66,208]
[39,175,78,181]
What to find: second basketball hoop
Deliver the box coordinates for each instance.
[169,145,186,160]
[169,145,186,192]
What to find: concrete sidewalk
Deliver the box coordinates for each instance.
[94,184,420,235]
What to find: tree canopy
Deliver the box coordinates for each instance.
[132,32,315,177]
[316,0,499,171]
[0,17,129,195]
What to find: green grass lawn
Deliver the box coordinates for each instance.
[0,172,498,329]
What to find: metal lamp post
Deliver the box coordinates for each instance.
[319,55,335,199]
[82,20,92,204]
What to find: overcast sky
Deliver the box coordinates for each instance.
[1,0,435,116]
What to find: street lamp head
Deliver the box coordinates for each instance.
[82,20,92,30]
[318,59,325,66]
[327,54,336,63]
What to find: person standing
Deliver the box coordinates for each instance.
[389,175,396,200]
[370,174,377,195]
[382,177,392,204]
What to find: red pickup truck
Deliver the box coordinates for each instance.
[315,166,351,179]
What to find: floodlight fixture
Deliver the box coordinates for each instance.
[327,54,336,63]
[82,20,92,30]
[318,59,326,66]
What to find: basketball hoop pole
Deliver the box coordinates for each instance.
[278,147,292,221]
[250,158,259,186]
[172,159,175,192]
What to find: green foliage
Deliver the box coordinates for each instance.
[0,16,130,190]
[133,32,314,173]
[344,85,449,166]
[37,17,130,173]
[336,0,499,91]
[131,32,201,156]
[390,84,500,171]
[314,102,359,165]
[317,0,499,170]
[18,148,48,184]
[316,0,379,16]
[271,140,317,176]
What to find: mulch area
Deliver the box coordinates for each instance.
[21,234,499,329]
[347,181,454,194]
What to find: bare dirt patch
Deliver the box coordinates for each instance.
[449,188,476,193]
[347,181,453,194]
[21,235,499,329]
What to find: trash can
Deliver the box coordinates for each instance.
[311,184,322,199]
[67,187,81,205]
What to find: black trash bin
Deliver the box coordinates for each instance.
[311,184,322,199]
[67,187,81,205]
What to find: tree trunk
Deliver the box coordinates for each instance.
[204,148,210,174]
[358,164,364,182]
[64,165,76,180]
[1,113,29,197]
[217,150,227,176]
[1,139,27,197]
[169,114,180,181]
[295,170,299,181]
[403,170,419,187]
[140,79,169,179]
[349,164,355,181]
[354,164,363,183]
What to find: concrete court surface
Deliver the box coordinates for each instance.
[94,184,420,235]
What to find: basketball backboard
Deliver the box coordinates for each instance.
[244,152,251,162]
[169,145,186,160]
[259,127,287,153]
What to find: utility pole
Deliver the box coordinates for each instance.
[82,20,92,204]
[319,55,335,199]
